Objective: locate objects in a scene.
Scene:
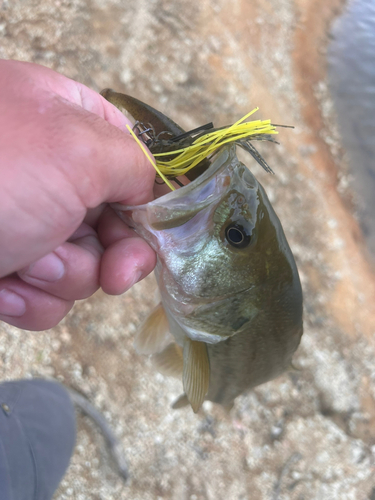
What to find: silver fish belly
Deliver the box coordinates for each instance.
[113,144,303,412]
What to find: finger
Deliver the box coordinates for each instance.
[3,61,135,134]
[97,206,136,248]
[100,237,156,295]
[17,227,103,301]
[97,207,157,294]
[83,203,107,229]
[0,62,157,276]
[74,82,135,133]
[41,65,158,206]
[65,110,156,207]
[0,276,74,331]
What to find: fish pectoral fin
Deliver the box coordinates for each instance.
[182,338,210,413]
[171,393,190,410]
[152,343,183,378]
[134,303,170,355]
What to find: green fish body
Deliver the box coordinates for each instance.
[104,91,303,412]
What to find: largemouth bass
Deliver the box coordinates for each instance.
[102,90,303,412]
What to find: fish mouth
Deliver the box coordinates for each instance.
[111,145,236,230]
[148,146,232,204]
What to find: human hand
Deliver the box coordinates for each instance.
[0,60,157,331]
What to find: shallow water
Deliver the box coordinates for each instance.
[328,0,375,257]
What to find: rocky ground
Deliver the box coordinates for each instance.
[1,0,375,498]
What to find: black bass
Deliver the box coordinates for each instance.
[102,90,303,412]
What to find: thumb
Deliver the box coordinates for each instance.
[2,60,157,208]
[55,82,157,208]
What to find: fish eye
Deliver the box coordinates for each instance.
[225,223,252,248]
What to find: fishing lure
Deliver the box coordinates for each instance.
[101,89,282,188]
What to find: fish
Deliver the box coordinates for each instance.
[102,90,303,413]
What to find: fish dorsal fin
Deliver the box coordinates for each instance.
[134,303,170,355]
[172,393,190,410]
[183,338,210,413]
[152,343,183,378]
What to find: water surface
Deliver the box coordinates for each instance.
[328,0,375,257]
